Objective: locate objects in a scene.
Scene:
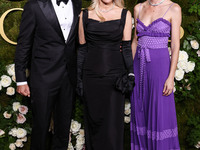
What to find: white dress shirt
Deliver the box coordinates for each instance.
[17,0,74,86]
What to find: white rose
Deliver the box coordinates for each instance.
[190,40,199,49]
[186,84,191,91]
[124,109,131,115]
[21,136,27,142]
[79,129,84,137]
[7,64,15,76]
[15,139,24,148]
[124,116,130,123]
[9,143,16,150]
[12,75,16,83]
[16,128,27,138]
[70,120,81,135]
[195,144,200,149]
[6,87,15,96]
[173,86,176,92]
[75,144,83,150]
[3,111,12,119]
[177,60,188,70]
[76,134,85,145]
[13,102,21,111]
[19,105,28,115]
[9,128,18,137]
[125,102,131,110]
[0,83,2,90]
[16,113,26,124]
[185,61,195,73]
[67,142,74,150]
[178,51,188,62]
[198,141,200,145]
[0,75,12,87]
[175,69,185,81]
[197,50,200,57]
[0,129,5,136]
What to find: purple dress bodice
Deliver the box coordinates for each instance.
[136,18,171,49]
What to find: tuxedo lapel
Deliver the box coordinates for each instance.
[66,0,79,44]
[37,0,65,42]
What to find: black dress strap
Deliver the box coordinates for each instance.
[120,9,128,29]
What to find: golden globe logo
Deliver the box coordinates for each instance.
[0,8,23,45]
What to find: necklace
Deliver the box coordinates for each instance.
[98,2,115,13]
[148,0,165,6]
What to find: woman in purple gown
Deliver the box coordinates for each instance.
[130,0,181,149]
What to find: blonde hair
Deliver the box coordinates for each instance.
[88,0,124,22]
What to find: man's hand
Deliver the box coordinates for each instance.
[16,84,30,97]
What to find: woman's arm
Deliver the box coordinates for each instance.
[163,4,182,96]
[122,10,132,41]
[131,4,140,59]
[78,11,86,44]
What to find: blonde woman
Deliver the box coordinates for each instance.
[77,0,134,149]
[130,0,181,149]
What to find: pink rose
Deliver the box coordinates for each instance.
[19,105,28,115]
[16,113,26,124]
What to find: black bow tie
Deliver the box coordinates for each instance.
[56,0,69,6]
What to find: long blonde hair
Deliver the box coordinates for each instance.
[88,0,124,22]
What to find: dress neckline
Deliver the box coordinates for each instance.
[88,18,121,23]
[137,18,171,29]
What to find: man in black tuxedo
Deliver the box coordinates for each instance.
[14,0,82,149]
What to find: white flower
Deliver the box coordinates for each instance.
[79,129,84,137]
[0,75,12,87]
[70,120,81,135]
[75,144,83,150]
[195,143,200,149]
[190,40,199,49]
[3,111,12,119]
[16,113,26,124]
[19,105,28,115]
[0,129,5,136]
[15,139,24,148]
[125,102,131,110]
[124,116,130,123]
[9,143,16,150]
[197,50,200,57]
[185,79,189,82]
[67,142,74,150]
[9,128,18,137]
[0,83,2,91]
[7,64,15,76]
[178,51,188,62]
[185,61,195,73]
[6,87,15,96]
[132,17,135,28]
[16,128,27,138]
[13,102,21,111]
[21,136,27,142]
[177,60,188,70]
[175,69,185,81]
[125,109,131,115]
[76,134,85,145]
[12,75,16,83]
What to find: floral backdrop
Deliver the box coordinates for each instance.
[0,0,199,150]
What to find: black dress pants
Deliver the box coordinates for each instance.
[30,71,75,150]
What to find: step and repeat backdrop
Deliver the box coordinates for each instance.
[0,0,199,150]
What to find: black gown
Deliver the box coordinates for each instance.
[82,9,128,150]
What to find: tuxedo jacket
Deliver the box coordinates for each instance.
[15,0,82,88]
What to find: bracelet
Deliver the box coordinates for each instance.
[128,73,135,77]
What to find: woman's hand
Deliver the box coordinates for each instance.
[163,77,174,96]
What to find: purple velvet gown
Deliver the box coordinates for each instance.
[130,3,180,150]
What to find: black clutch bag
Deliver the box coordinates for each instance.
[115,73,135,94]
